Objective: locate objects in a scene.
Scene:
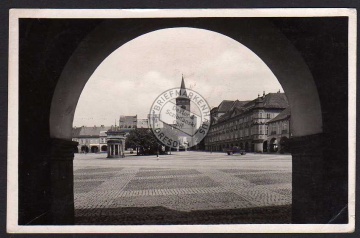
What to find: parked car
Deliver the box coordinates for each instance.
[225,146,246,155]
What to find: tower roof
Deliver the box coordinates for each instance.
[180,75,186,90]
[177,75,188,98]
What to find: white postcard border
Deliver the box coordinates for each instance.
[7,8,357,233]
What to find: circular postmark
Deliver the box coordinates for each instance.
[149,87,211,149]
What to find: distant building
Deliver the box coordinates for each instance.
[99,130,108,152]
[72,125,111,153]
[204,92,289,153]
[266,107,291,153]
[136,118,149,128]
[148,113,163,128]
[119,115,137,129]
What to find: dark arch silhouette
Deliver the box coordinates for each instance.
[18,17,349,225]
[51,22,322,140]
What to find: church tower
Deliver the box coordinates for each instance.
[174,75,197,150]
[176,75,190,113]
[175,76,196,139]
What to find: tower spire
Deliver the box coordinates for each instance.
[181,74,185,90]
[179,74,187,97]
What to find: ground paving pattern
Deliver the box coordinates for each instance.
[74,151,292,224]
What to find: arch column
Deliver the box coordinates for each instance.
[50,138,77,224]
[290,134,324,223]
[290,133,346,223]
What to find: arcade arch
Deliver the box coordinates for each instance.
[269,138,278,153]
[101,145,108,152]
[34,19,331,225]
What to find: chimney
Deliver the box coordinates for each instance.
[263,91,265,97]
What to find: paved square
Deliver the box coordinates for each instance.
[74,151,292,224]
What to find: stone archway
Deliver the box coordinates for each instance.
[263,141,268,152]
[18,17,349,225]
[101,145,107,152]
[90,146,99,153]
[245,142,250,152]
[81,146,89,153]
[50,20,322,141]
[269,138,278,153]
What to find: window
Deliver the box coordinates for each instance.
[277,123,281,134]
[267,113,271,119]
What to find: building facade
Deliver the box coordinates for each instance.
[72,125,111,153]
[137,118,149,128]
[119,115,137,129]
[204,92,289,153]
[266,107,291,153]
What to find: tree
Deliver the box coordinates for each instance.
[125,128,161,155]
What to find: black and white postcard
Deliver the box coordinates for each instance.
[7,8,356,233]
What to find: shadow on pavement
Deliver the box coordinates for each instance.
[75,205,291,225]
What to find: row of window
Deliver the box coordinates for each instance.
[72,137,107,144]
[269,121,288,134]
[211,111,277,133]
[206,121,289,143]
[207,126,263,142]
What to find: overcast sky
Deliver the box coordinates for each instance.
[73,27,283,127]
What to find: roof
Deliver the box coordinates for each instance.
[217,100,235,112]
[72,126,111,137]
[119,115,137,120]
[99,130,108,137]
[267,107,291,123]
[232,100,250,110]
[243,93,289,109]
[217,101,247,122]
[177,76,188,99]
[263,93,289,108]
[212,93,289,124]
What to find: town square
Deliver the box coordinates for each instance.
[74,151,292,224]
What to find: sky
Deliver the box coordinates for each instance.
[73,27,283,127]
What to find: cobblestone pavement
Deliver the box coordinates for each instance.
[74,151,292,224]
